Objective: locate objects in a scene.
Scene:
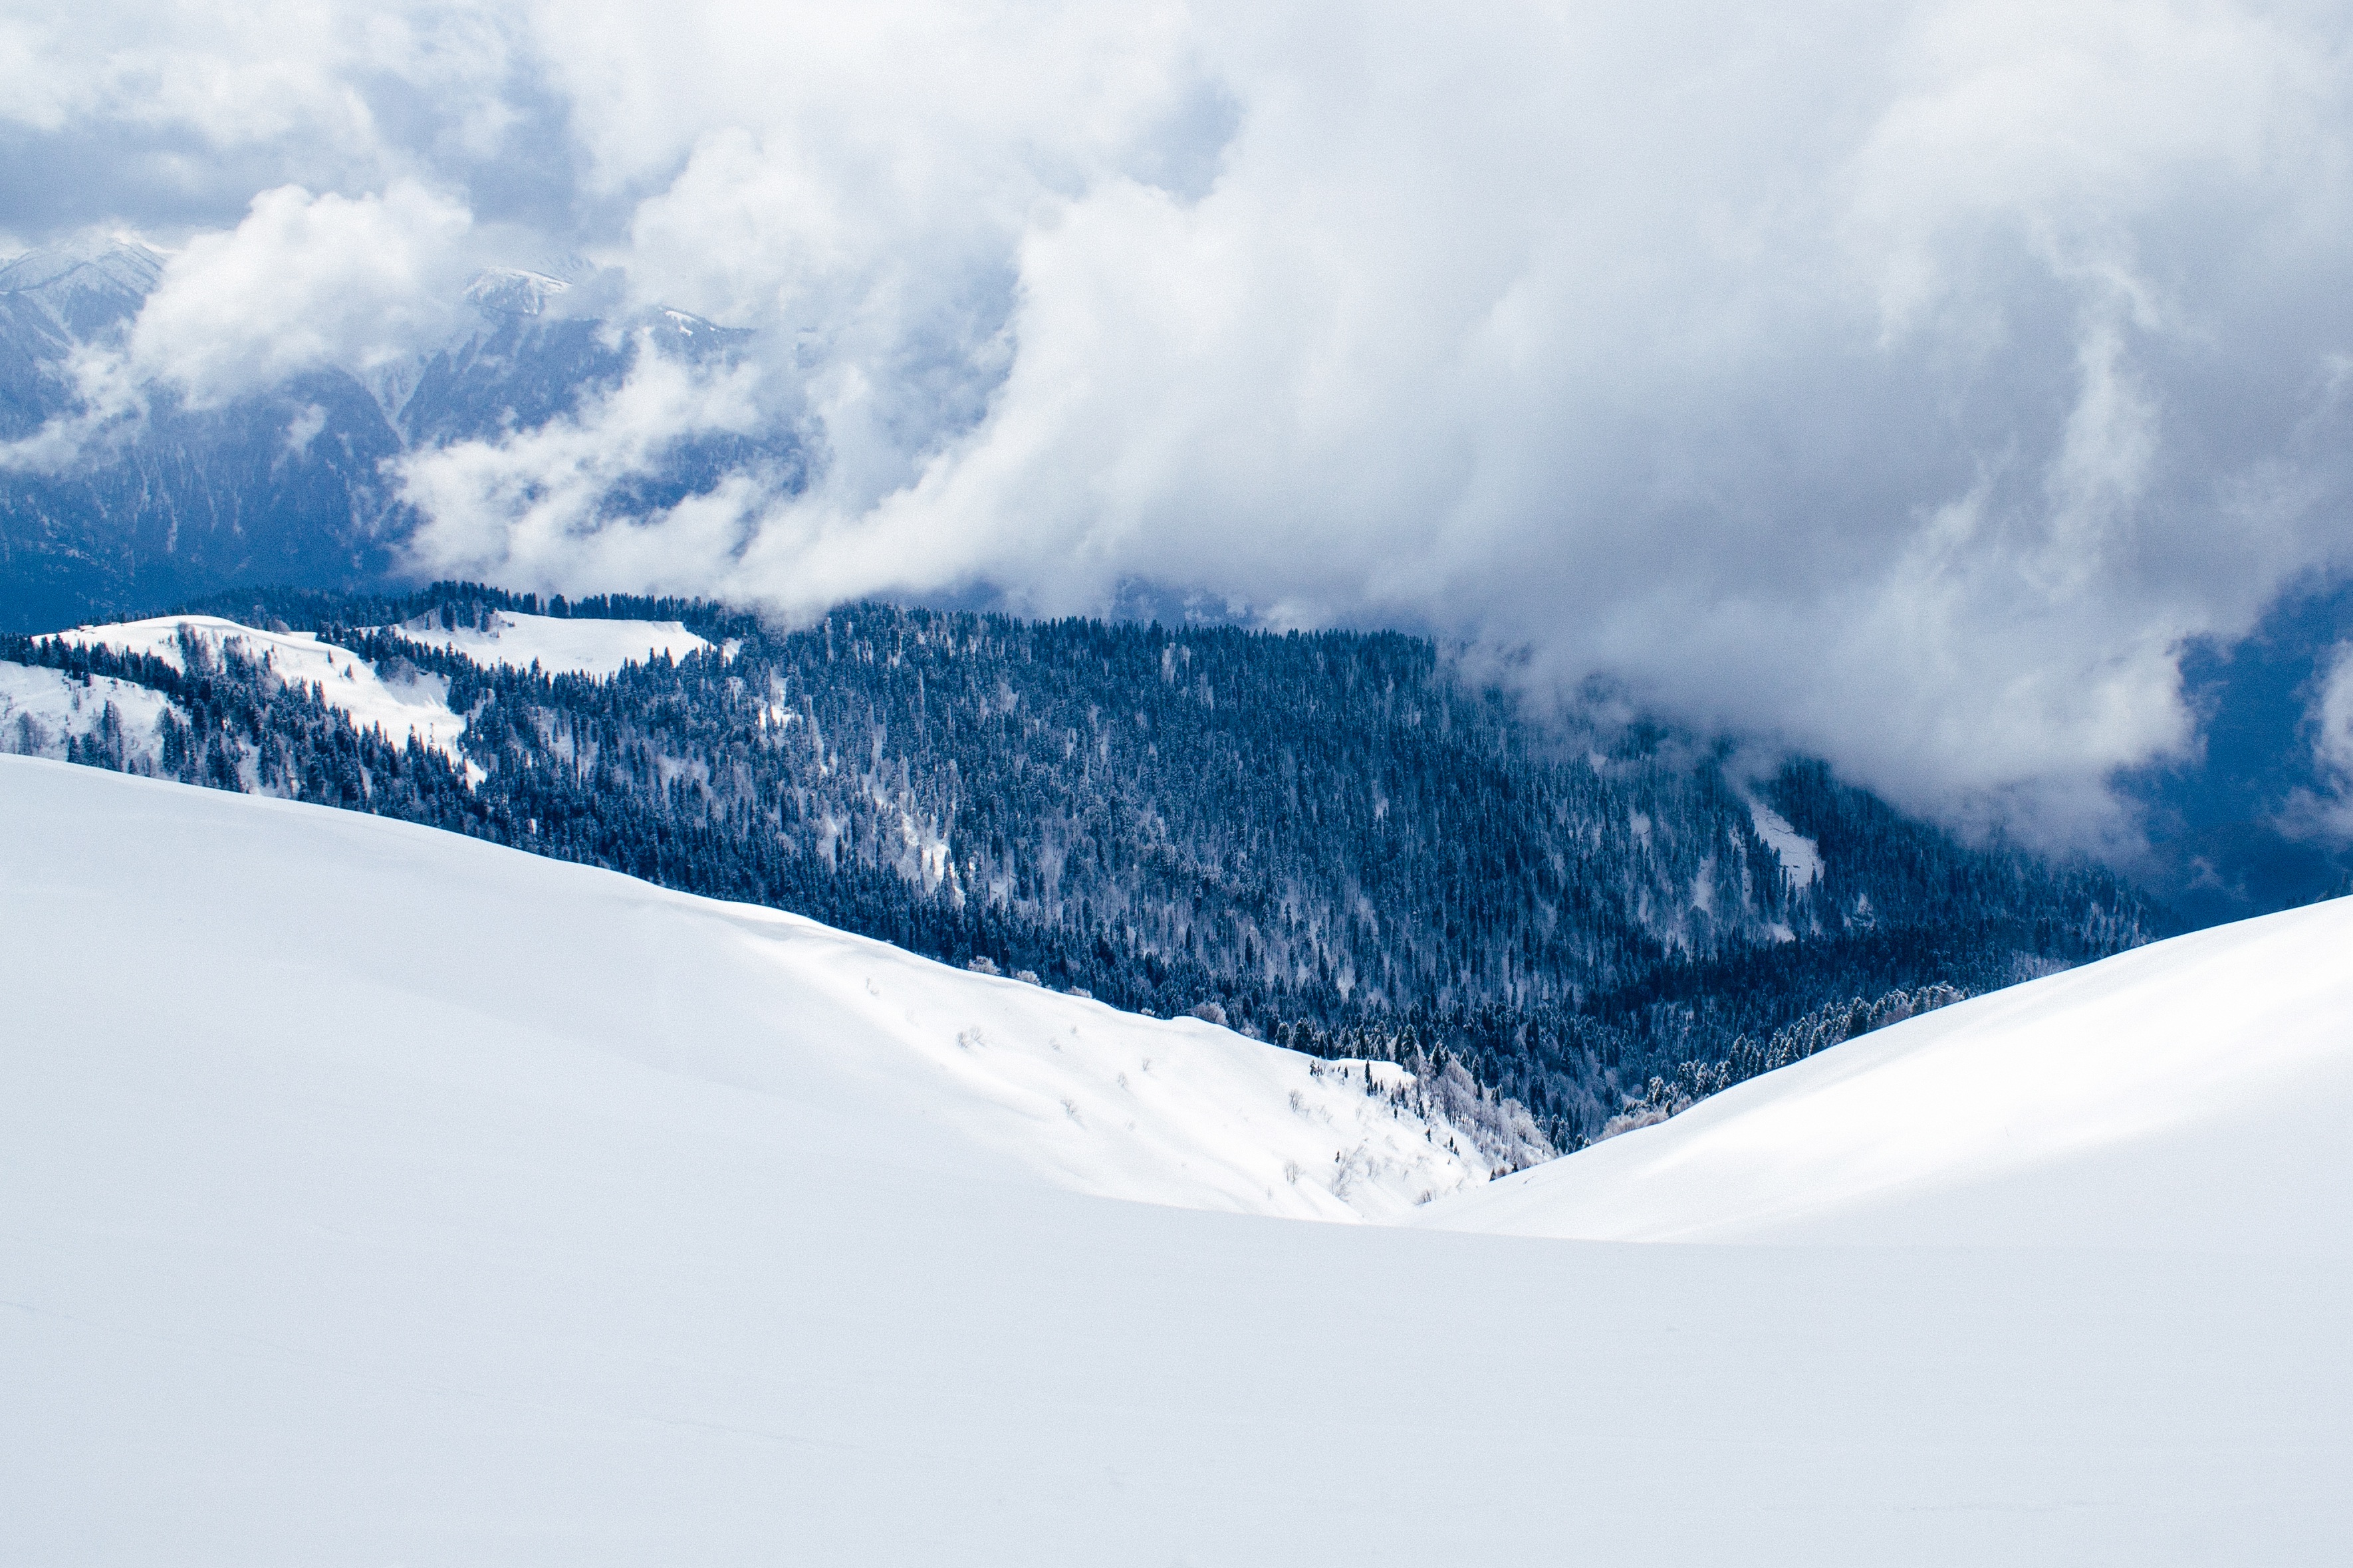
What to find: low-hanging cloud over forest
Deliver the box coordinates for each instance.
[8,0,2353,836]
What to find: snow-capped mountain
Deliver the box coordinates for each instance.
[0,241,407,635]
[3,754,2345,1563]
[0,233,164,342]
[462,266,576,319]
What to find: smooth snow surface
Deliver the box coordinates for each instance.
[0,660,181,764]
[390,609,712,677]
[5,758,2348,1565]
[1426,900,2353,1251]
[57,616,469,762]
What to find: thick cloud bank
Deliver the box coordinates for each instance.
[10,0,2353,832]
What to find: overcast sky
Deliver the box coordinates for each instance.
[7,0,2353,838]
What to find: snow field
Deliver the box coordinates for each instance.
[388,608,712,677]
[4,757,2348,1565]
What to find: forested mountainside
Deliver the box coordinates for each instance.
[0,241,785,633]
[2,582,2167,1147]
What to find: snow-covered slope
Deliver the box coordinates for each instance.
[0,756,1486,1220]
[56,611,717,767]
[58,616,467,761]
[5,757,2348,1565]
[1424,899,2353,1250]
[1747,795,1822,888]
[0,661,181,766]
[388,608,713,677]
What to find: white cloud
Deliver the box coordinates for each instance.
[128,181,475,403]
[2279,639,2353,841]
[0,0,525,164]
[396,341,772,590]
[17,0,2353,836]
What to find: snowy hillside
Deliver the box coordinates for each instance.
[386,607,713,677]
[0,756,1493,1221]
[1747,795,1822,889]
[0,661,180,766]
[59,616,469,761]
[1424,899,2353,1250]
[5,757,2346,1565]
[54,610,717,767]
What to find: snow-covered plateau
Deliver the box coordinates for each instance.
[4,756,2348,1564]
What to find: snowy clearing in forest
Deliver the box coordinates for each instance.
[1747,796,1823,888]
[387,608,712,677]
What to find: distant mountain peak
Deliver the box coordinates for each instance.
[0,234,166,338]
[463,267,574,319]
[658,306,727,339]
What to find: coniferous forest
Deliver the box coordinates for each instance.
[3,582,2171,1149]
